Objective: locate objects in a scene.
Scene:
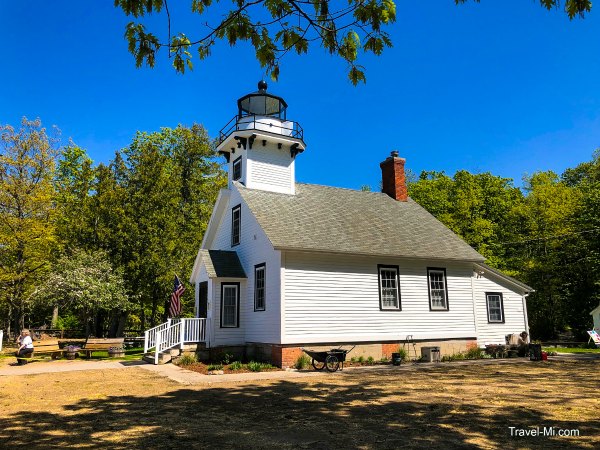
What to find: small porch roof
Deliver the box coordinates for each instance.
[199,250,247,279]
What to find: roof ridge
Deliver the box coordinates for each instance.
[297,182,404,200]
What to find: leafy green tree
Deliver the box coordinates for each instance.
[560,150,600,338]
[408,170,523,265]
[0,118,59,333]
[511,171,581,339]
[38,249,129,337]
[115,0,590,84]
[118,124,226,327]
[55,144,96,250]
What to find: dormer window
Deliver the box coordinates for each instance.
[231,205,241,246]
[232,156,242,181]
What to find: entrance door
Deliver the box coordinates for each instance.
[198,281,208,318]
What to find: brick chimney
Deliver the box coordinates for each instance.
[380,151,408,201]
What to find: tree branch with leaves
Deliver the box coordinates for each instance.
[115,0,396,85]
[115,0,590,84]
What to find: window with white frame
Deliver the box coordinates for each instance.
[378,265,401,310]
[428,268,448,310]
[221,283,239,327]
[232,156,242,181]
[486,292,504,323]
[254,263,266,311]
[231,205,241,246]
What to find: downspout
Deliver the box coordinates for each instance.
[522,293,530,336]
[470,271,479,342]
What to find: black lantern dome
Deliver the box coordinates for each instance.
[237,81,288,120]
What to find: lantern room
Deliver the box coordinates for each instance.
[217,82,306,195]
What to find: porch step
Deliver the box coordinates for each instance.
[143,351,174,365]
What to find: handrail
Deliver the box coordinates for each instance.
[144,321,170,353]
[147,318,207,364]
[218,114,304,146]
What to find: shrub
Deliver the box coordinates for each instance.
[358,356,365,363]
[366,356,375,365]
[295,354,311,370]
[177,353,197,366]
[207,364,223,371]
[229,361,243,371]
[350,357,358,363]
[442,352,466,362]
[247,361,275,372]
[465,344,484,360]
[380,356,389,363]
[219,352,234,365]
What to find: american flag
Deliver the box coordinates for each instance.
[169,275,185,317]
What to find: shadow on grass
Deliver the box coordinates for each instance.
[0,361,597,449]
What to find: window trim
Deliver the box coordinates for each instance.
[377,264,402,311]
[231,204,241,247]
[427,267,449,311]
[232,155,242,181]
[220,282,240,328]
[486,292,505,323]
[254,263,266,311]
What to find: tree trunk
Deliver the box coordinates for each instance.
[6,304,12,339]
[116,313,127,338]
[94,311,104,338]
[51,305,59,328]
[140,299,146,331]
[150,284,158,328]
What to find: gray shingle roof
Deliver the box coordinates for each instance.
[200,250,247,278]
[236,182,485,262]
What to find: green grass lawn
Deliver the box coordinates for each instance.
[544,347,600,353]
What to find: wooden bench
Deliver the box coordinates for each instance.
[17,339,62,363]
[81,338,125,358]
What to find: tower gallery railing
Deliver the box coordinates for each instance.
[218,114,304,145]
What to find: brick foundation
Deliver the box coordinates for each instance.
[381,339,478,359]
[202,338,478,368]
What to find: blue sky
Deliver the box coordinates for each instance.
[1,1,599,190]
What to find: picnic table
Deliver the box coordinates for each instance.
[81,338,125,358]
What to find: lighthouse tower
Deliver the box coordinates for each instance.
[216,81,306,195]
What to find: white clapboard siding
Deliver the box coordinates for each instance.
[282,252,477,344]
[210,185,282,345]
[472,272,528,345]
[246,142,295,194]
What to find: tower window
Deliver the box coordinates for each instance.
[232,156,242,181]
[254,263,266,311]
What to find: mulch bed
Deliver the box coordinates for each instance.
[178,362,281,375]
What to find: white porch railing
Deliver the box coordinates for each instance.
[143,322,170,353]
[0,330,3,352]
[144,318,207,365]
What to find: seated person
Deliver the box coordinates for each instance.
[517,331,529,356]
[15,329,34,365]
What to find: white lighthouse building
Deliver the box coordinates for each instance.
[178,82,533,367]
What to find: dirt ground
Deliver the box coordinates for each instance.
[0,359,598,449]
